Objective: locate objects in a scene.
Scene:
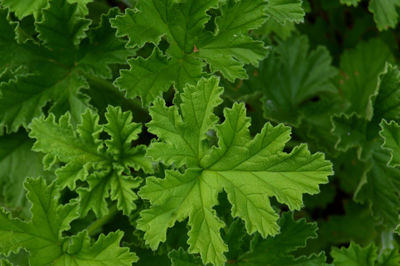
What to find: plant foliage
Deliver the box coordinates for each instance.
[2,0,400,265]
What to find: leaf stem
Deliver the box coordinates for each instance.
[87,204,119,236]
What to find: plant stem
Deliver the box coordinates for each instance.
[87,204,118,236]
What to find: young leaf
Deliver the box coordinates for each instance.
[29,106,152,217]
[0,177,137,265]
[139,77,332,265]
[112,0,269,105]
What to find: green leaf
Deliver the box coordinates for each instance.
[35,0,91,51]
[380,120,400,167]
[339,39,394,119]
[1,0,92,19]
[169,248,202,266]
[0,4,135,133]
[0,132,47,218]
[331,242,377,266]
[332,64,400,157]
[139,77,332,265]
[266,0,305,24]
[29,106,151,216]
[243,35,337,126]
[112,0,269,105]
[0,177,137,265]
[237,212,320,265]
[355,148,400,228]
[369,0,400,31]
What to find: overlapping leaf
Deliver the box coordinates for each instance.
[332,64,400,227]
[0,132,47,218]
[112,0,273,105]
[236,213,325,265]
[29,106,152,217]
[168,213,326,265]
[339,0,400,30]
[0,177,137,265]
[242,34,337,126]
[0,2,134,133]
[139,77,332,265]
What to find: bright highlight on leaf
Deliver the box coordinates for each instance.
[29,106,152,217]
[138,77,332,265]
[0,177,137,265]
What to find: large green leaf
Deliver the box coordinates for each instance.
[139,77,332,265]
[112,0,271,105]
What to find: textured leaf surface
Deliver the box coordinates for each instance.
[339,39,393,119]
[112,0,269,105]
[29,106,151,216]
[331,242,377,266]
[243,35,337,126]
[0,132,46,217]
[139,77,332,265]
[0,178,137,265]
[265,0,305,24]
[369,0,400,30]
[0,4,134,133]
[1,0,92,18]
[237,212,320,265]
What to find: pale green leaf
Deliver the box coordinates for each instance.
[29,106,150,216]
[139,77,332,265]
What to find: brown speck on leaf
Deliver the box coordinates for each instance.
[193,45,199,53]
[339,79,344,85]
[253,70,259,77]
[354,71,359,76]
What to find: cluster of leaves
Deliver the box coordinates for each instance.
[2,0,400,265]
